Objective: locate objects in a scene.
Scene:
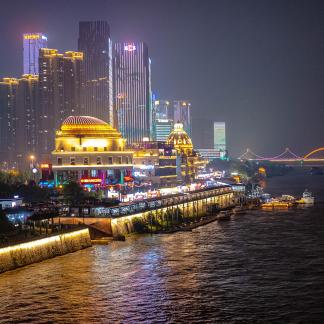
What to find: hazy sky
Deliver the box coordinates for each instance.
[0,0,323,156]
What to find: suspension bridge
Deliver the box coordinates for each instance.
[238,147,324,166]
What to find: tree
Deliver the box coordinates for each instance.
[62,181,86,205]
[0,209,14,234]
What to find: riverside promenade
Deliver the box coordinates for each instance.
[54,185,236,237]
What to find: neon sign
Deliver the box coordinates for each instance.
[80,178,102,184]
[124,44,136,51]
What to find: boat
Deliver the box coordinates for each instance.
[217,210,231,220]
[232,206,247,215]
[296,190,315,204]
[261,199,294,209]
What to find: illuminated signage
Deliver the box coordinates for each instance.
[124,44,136,51]
[24,34,41,40]
[80,178,102,184]
[40,164,50,169]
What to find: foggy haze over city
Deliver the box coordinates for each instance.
[0,0,323,156]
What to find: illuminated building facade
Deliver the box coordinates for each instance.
[153,99,170,119]
[78,21,113,124]
[214,122,226,152]
[130,141,177,186]
[0,75,40,169]
[172,101,191,136]
[51,116,133,187]
[167,123,205,182]
[154,119,173,142]
[16,75,39,163]
[195,149,226,161]
[152,100,173,141]
[39,49,84,159]
[23,33,48,75]
[39,49,64,158]
[63,51,84,116]
[0,78,18,168]
[113,42,152,143]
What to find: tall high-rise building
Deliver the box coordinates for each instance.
[16,74,39,161]
[63,51,84,116]
[113,42,152,144]
[0,78,18,167]
[23,33,48,75]
[152,100,173,141]
[39,49,64,158]
[155,119,173,142]
[153,99,170,119]
[78,21,113,124]
[39,49,84,159]
[214,122,226,152]
[172,100,191,136]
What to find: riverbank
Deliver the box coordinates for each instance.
[156,213,221,234]
[0,228,92,274]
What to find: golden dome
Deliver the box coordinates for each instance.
[58,116,122,138]
[167,123,193,153]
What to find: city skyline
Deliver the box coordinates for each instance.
[0,0,323,156]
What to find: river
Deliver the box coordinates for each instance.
[0,170,324,323]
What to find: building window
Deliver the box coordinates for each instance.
[57,157,62,166]
[104,147,108,151]
[96,157,102,165]
[125,157,129,164]
[91,169,97,177]
[84,157,89,165]
[71,147,76,151]
[118,157,122,164]
[70,157,75,165]
[108,157,113,164]
[83,147,87,152]
[94,147,98,151]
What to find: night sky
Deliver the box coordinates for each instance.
[0,0,323,157]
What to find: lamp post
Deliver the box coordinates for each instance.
[29,155,37,182]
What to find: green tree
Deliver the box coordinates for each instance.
[62,181,86,205]
[0,209,14,234]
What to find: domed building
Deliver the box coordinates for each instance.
[166,123,193,155]
[51,116,133,188]
[167,123,205,182]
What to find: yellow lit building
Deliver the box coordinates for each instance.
[51,116,133,187]
[167,123,206,182]
[131,141,178,186]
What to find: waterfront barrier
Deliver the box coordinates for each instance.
[53,186,236,237]
[0,228,91,274]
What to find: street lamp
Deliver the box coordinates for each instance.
[29,155,36,181]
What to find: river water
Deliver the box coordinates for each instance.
[1,170,324,323]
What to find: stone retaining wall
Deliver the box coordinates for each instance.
[0,229,91,274]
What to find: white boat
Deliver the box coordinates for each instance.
[296,190,315,204]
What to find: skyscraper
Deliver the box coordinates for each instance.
[78,21,113,124]
[172,100,191,136]
[63,51,84,116]
[214,122,226,152]
[113,42,152,143]
[39,49,84,159]
[0,78,18,167]
[39,49,64,158]
[152,100,173,141]
[154,119,173,142]
[153,99,170,119]
[16,74,39,160]
[0,76,41,169]
[23,33,47,75]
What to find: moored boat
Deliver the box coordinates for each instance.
[296,190,315,204]
[261,200,294,209]
[217,210,232,220]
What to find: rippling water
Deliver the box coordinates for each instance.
[1,171,324,323]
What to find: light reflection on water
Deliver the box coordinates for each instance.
[0,172,324,322]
